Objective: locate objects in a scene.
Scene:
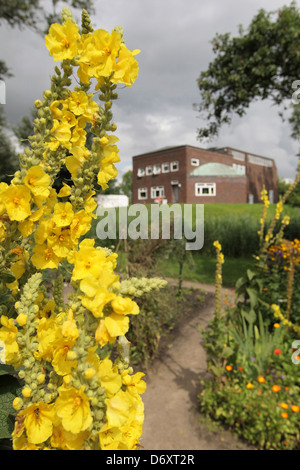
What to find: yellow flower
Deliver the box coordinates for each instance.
[77,29,121,83]
[57,183,71,198]
[111,44,140,87]
[19,402,55,444]
[213,240,221,251]
[105,390,134,429]
[291,405,299,413]
[0,220,6,242]
[23,165,51,205]
[95,314,129,346]
[97,356,122,397]
[16,313,28,327]
[46,119,72,151]
[55,384,93,433]
[61,309,79,341]
[31,243,62,270]
[2,184,32,221]
[52,339,78,376]
[0,316,20,365]
[70,240,109,281]
[246,383,254,389]
[68,91,90,115]
[111,296,139,316]
[81,286,116,318]
[35,317,62,361]
[121,370,146,397]
[45,19,80,61]
[52,202,74,228]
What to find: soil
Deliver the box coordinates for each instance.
[140,279,254,451]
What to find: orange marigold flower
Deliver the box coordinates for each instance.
[273,323,280,328]
[281,412,289,419]
[273,348,281,355]
[272,385,281,392]
[291,405,300,413]
[246,383,254,389]
[225,365,232,371]
[257,376,265,383]
[280,403,289,409]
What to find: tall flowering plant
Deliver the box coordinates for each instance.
[0,8,154,450]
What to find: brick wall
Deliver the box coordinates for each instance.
[132,145,278,204]
[187,176,247,203]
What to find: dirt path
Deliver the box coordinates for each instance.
[140,280,252,450]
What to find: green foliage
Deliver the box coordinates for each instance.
[0,365,22,449]
[196,2,300,140]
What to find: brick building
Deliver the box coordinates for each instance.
[132,145,278,204]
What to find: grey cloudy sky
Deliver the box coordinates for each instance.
[1,0,299,180]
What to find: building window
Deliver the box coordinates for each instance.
[153,164,161,175]
[233,163,245,175]
[191,158,199,166]
[195,182,216,196]
[162,162,169,173]
[170,161,179,172]
[138,188,148,200]
[137,168,145,177]
[145,165,153,175]
[151,186,165,199]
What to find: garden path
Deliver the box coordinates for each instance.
[140,279,253,451]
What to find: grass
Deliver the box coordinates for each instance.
[154,254,254,287]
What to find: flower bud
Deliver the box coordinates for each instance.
[13,397,23,411]
[22,386,32,398]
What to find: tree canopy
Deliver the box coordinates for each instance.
[196,2,300,141]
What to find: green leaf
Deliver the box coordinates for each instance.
[222,346,234,358]
[0,364,15,377]
[0,374,22,439]
[246,287,259,308]
[247,269,256,281]
[0,271,15,284]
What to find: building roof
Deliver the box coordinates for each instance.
[190,162,244,177]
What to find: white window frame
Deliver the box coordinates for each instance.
[233,163,246,175]
[195,182,216,196]
[191,158,199,166]
[162,162,169,173]
[151,186,165,199]
[137,168,145,177]
[170,161,179,172]
[138,187,148,200]
[145,165,153,175]
[153,164,161,175]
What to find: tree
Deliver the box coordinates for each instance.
[118,170,132,202]
[195,2,300,141]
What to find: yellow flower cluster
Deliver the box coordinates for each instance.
[213,240,224,316]
[0,8,154,450]
[268,239,300,266]
[271,304,300,335]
